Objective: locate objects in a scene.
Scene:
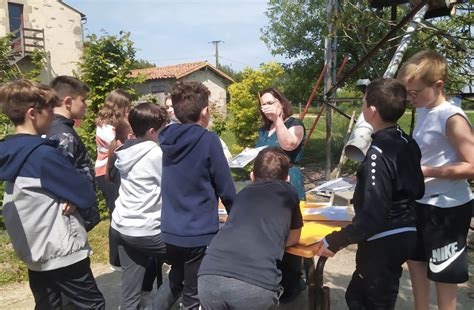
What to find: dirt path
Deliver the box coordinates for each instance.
[1,247,473,310]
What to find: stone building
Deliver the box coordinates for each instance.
[0,0,85,82]
[130,61,234,117]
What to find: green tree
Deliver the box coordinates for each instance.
[217,64,243,82]
[262,1,473,100]
[77,31,143,156]
[227,62,284,149]
[131,58,156,70]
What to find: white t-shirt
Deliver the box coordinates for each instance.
[413,101,472,208]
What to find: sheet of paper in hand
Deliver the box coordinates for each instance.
[228,145,269,168]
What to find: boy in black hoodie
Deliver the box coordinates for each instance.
[316,78,425,309]
[46,75,99,231]
[156,81,236,309]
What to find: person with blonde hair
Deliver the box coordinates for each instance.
[398,50,474,310]
[95,89,132,269]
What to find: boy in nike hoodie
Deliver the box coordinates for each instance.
[155,81,236,309]
[0,80,104,309]
[316,78,425,309]
[109,102,168,309]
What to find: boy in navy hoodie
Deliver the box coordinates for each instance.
[156,81,236,309]
[0,80,105,309]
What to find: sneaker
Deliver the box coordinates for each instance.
[110,265,122,272]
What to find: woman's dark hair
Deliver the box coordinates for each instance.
[259,87,293,129]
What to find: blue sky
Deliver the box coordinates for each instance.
[66,0,292,71]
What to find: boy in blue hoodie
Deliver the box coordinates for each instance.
[156,81,236,309]
[0,80,104,309]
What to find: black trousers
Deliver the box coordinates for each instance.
[345,232,417,310]
[164,244,207,310]
[279,252,303,298]
[28,257,105,310]
[111,228,167,310]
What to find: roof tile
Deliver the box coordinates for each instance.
[130,61,234,83]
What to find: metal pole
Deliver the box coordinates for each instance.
[325,0,430,97]
[384,4,429,78]
[324,0,335,180]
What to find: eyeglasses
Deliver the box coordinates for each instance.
[406,83,432,98]
[261,99,279,107]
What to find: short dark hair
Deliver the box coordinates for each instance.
[171,81,210,123]
[128,102,167,137]
[50,75,89,100]
[253,147,290,181]
[0,79,59,125]
[259,87,293,129]
[365,78,407,123]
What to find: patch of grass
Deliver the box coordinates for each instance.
[0,219,110,286]
[0,230,28,285]
[88,219,111,265]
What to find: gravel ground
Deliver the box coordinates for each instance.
[1,167,473,309]
[1,249,472,309]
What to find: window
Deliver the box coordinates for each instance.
[8,2,23,38]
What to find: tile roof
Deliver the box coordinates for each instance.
[130,61,234,83]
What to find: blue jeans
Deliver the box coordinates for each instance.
[198,275,280,310]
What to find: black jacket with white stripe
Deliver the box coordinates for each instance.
[325,125,425,253]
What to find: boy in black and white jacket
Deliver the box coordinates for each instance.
[316,78,425,309]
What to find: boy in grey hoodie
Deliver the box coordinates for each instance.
[0,80,104,309]
[110,102,169,309]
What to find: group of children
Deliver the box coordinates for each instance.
[0,49,472,310]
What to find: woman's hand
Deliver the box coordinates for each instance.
[261,103,282,123]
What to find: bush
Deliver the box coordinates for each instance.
[227,62,284,148]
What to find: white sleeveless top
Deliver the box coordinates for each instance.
[413,101,472,208]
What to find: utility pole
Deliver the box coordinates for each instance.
[209,40,223,68]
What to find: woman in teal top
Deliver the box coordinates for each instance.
[256,87,306,302]
[256,87,306,200]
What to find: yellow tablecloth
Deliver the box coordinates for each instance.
[298,222,341,246]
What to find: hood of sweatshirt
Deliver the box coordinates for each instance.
[0,134,57,182]
[158,123,207,164]
[114,138,158,175]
